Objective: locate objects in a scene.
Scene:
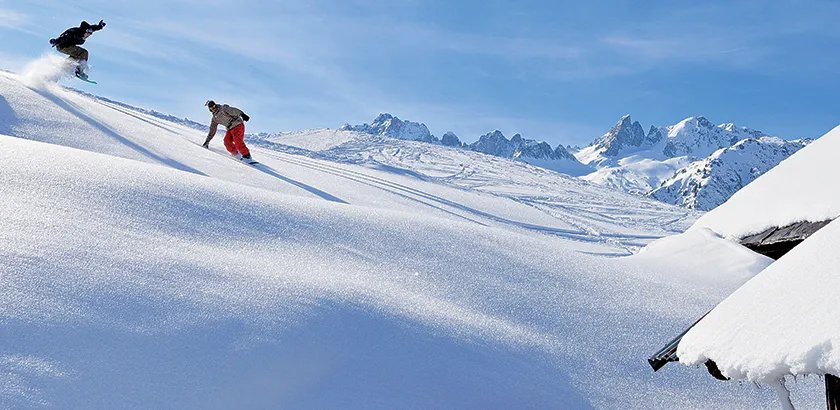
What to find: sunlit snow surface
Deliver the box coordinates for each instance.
[0,68,820,408]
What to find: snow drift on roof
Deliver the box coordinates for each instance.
[628,227,772,289]
[677,218,840,382]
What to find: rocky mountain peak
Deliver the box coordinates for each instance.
[593,114,648,157]
[342,113,436,143]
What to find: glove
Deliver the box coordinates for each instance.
[49,38,57,46]
[202,138,210,148]
[98,20,106,28]
[241,113,250,122]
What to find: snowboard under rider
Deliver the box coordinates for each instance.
[49,20,106,80]
[202,100,253,161]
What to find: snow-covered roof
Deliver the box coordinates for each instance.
[691,125,840,239]
[677,217,840,383]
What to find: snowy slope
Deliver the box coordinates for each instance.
[629,227,773,289]
[650,137,811,210]
[252,129,692,246]
[580,155,693,195]
[0,67,816,408]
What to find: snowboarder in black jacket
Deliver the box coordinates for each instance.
[49,20,106,80]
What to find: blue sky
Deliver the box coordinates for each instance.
[1,0,839,147]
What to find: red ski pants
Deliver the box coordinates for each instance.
[223,123,250,157]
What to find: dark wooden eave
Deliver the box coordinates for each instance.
[740,219,833,260]
[648,313,708,371]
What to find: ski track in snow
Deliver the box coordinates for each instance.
[247,136,698,253]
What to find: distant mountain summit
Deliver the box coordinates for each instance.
[469,130,516,157]
[468,130,589,175]
[659,116,765,158]
[594,115,656,157]
[576,115,662,167]
[342,113,437,143]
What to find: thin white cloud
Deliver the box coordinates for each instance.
[599,33,769,67]
[0,8,27,29]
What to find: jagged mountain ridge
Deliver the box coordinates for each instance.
[341,113,437,143]
[344,114,591,176]
[576,114,772,166]
[661,117,767,158]
[576,114,810,210]
[589,114,659,159]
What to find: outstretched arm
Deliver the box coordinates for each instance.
[203,121,219,147]
[92,20,106,32]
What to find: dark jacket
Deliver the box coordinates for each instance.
[50,21,104,49]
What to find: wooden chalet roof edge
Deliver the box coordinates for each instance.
[649,218,835,373]
[648,312,709,371]
[740,219,834,248]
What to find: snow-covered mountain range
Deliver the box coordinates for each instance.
[344,113,811,211]
[343,114,591,176]
[576,115,773,165]
[576,115,811,210]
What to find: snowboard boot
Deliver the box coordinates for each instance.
[75,60,89,80]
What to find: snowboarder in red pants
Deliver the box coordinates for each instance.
[202,100,254,163]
